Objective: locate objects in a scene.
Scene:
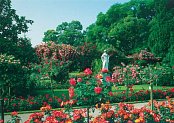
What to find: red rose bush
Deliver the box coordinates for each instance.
[69,68,113,106]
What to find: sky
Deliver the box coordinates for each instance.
[11,0,130,47]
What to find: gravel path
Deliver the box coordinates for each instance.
[4,102,149,123]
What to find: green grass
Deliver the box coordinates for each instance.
[112,84,174,92]
[34,84,174,97]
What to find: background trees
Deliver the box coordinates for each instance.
[0,0,37,97]
[43,21,84,46]
[42,0,174,71]
[148,0,174,66]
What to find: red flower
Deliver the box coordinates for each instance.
[101,68,108,73]
[11,111,18,116]
[96,74,103,79]
[57,98,62,103]
[94,87,102,94]
[69,78,76,86]
[170,88,174,93]
[84,68,92,75]
[68,87,75,99]
[105,76,112,82]
[108,91,113,96]
[77,78,82,82]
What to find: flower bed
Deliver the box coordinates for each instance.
[4,88,174,112]
[9,97,173,123]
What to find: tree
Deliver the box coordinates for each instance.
[43,21,84,46]
[0,0,36,65]
[0,54,32,95]
[108,15,149,54]
[0,0,37,98]
[86,0,153,55]
[43,29,58,42]
[148,0,174,61]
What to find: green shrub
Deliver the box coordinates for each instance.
[91,59,102,74]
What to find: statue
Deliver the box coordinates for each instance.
[101,50,109,70]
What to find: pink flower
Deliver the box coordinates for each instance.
[77,78,82,82]
[108,91,113,96]
[105,76,112,82]
[94,87,102,94]
[68,87,75,99]
[69,78,76,86]
[84,68,92,75]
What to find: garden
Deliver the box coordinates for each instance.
[1,0,174,123]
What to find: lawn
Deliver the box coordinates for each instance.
[112,84,174,92]
[34,84,174,97]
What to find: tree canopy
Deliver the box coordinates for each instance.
[0,0,37,65]
[43,21,84,46]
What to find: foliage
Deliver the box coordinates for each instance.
[108,15,149,54]
[152,96,174,122]
[32,41,78,85]
[91,59,102,74]
[148,0,174,63]
[43,29,58,42]
[139,64,174,86]
[155,64,174,86]
[43,21,84,46]
[3,87,174,112]
[0,0,37,65]
[85,0,154,55]
[76,42,98,70]
[69,68,113,106]
[4,94,64,112]
[0,0,37,97]
[7,111,21,123]
[0,54,33,97]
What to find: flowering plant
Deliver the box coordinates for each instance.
[24,112,44,123]
[69,68,113,106]
[7,111,21,123]
[40,105,52,116]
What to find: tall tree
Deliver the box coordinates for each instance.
[108,15,149,54]
[43,29,58,42]
[43,21,84,46]
[0,0,37,65]
[86,0,153,54]
[148,0,174,61]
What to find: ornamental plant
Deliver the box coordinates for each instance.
[7,111,21,123]
[150,96,174,122]
[31,42,78,102]
[112,64,141,100]
[32,41,79,87]
[69,68,114,106]
[24,105,87,123]
[0,54,32,97]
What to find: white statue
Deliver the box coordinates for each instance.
[101,50,109,70]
